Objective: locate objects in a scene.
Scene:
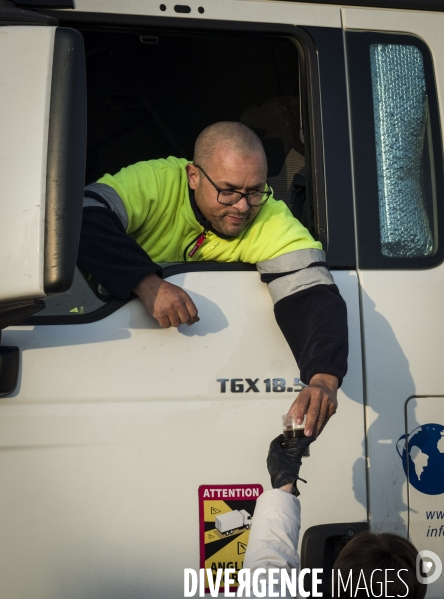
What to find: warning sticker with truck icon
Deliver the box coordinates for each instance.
[198,484,263,593]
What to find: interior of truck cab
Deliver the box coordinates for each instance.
[31,21,317,320]
[81,28,307,214]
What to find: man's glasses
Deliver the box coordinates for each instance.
[195,164,272,207]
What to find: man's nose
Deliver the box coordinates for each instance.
[236,196,250,212]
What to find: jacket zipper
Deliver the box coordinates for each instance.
[184,231,206,261]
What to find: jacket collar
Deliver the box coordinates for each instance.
[188,187,232,240]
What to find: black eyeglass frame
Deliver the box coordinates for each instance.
[194,164,272,207]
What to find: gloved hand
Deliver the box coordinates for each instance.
[267,434,313,496]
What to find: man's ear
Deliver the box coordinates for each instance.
[186,163,199,190]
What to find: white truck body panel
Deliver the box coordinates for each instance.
[1,272,365,598]
[1,1,444,597]
[406,395,444,586]
[342,7,444,595]
[73,0,342,28]
[0,27,54,302]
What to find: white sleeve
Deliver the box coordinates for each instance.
[244,489,301,598]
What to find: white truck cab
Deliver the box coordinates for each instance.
[0,0,443,597]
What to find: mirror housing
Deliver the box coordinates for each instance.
[0,25,86,329]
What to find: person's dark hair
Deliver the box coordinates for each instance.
[332,531,426,598]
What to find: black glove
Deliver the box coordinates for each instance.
[267,434,313,497]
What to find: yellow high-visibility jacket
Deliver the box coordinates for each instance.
[80,156,348,386]
[97,156,322,264]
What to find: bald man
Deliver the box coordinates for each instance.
[78,122,348,437]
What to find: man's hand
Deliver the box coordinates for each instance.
[133,273,199,328]
[287,373,338,438]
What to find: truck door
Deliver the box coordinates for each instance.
[1,4,365,598]
[343,7,444,596]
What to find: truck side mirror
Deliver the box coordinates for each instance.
[0,22,86,396]
[0,25,87,330]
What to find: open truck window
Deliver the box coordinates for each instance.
[28,20,325,323]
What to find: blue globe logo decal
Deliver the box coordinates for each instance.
[397,424,444,495]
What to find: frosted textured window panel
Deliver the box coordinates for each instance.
[370,44,434,258]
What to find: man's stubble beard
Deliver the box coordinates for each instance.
[194,185,260,237]
[211,208,256,237]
